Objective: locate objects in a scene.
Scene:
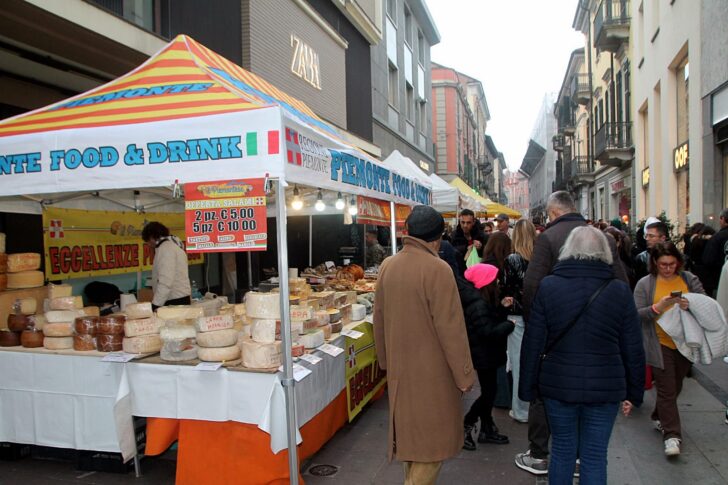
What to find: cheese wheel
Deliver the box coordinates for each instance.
[7,313,32,332]
[351,304,366,322]
[339,304,352,323]
[98,315,125,335]
[161,344,198,362]
[291,320,303,336]
[123,335,162,354]
[245,292,281,319]
[0,273,6,291]
[50,296,83,310]
[11,298,37,315]
[316,291,335,309]
[251,319,276,343]
[125,302,154,319]
[156,305,204,321]
[74,316,99,335]
[162,337,195,354]
[330,321,343,334]
[73,334,97,351]
[327,308,341,323]
[21,329,44,348]
[45,310,77,323]
[43,322,74,337]
[47,284,73,300]
[336,291,358,305]
[44,336,73,350]
[299,329,324,349]
[196,328,238,348]
[240,324,252,339]
[160,324,196,341]
[234,303,246,316]
[312,311,329,327]
[7,270,44,289]
[124,317,162,337]
[290,305,314,322]
[30,314,47,330]
[81,306,100,317]
[7,253,41,272]
[195,314,234,333]
[96,334,123,352]
[197,344,241,362]
[0,329,20,346]
[242,340,282,369]
[291,342,305,357]
[320,324,332,340]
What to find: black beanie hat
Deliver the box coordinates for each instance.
[406,205,444,242]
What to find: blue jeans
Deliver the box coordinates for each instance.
[543,399,619,485]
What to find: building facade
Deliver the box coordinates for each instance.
[503,170,530,220]
[372,0,439,173]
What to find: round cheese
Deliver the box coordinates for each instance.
[124,317,162,337]
[123,335,162,354]
[11,298,37,315]
[98,315,125,335]
[330,321,343,334]
[251,319,277,343]
[300,329,324,349]
[291,342,305,357]
[195,314,234,333]
[0,329,20,347]
[0,273,7,291]
[43,322,74,337]
[0,253,6,274]
[7,253,41,273]
[320,324,332,340]
[7,313,31,332]
[198,344,241,362]
[160,324,197,341]
[73,334,97,351]
[125,302,154,319]
[97,334,123,352]
[290,305,314,322]
[21,329,44,348]
[291,321,303,336]
[45,310,77,324]
[156,305,205,321]
[74,316,99,335]
[196,328,239,348]
[47,284,73,300]
[242,339,282,369]
[81,306,101,317]
[351,304,367,322]
[7,270,44,289]
[245,292,281,319]
[43,336,73,350]
[50,296,83,311]
[161,344,198,362]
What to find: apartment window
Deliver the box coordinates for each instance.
[406,85,414,120]
[676,58,689,144]
[417,30,425,64]
[624,63,632,123]
[404,7,413,46]
[386,0,396,21]
[651,0,660,42]
[91,0,155,32]
[616,72,623,123]
[388,66,399,107]
[418,102,427,133]
[605,89,611,124]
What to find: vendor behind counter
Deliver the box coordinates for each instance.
[141,222,191,310]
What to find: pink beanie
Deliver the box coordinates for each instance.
[464,263,499,289]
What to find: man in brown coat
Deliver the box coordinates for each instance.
[374,205,475,485]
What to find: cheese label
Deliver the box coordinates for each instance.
[196,314,234,332]
[299,353,322,365]
[341,329,364,339]
[194,362,223,371]
[318,343,344,357]
[101,352,136,363]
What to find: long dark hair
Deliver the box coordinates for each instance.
[479,280,500,307]
[482,232,511,271]
[649,241,684,276]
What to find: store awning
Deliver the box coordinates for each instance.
[447,177,520,218]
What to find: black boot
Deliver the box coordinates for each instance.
[478,421,509,445]
[463,423,477,451]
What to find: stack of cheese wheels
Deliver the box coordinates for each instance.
[243,292,283,369]
[43,309,76,350]
[5,253,44,289]
[160,323,198,362]
[8,297,38,347]
[0,233,6,291]
[195,314,240,363]
[97,314,125,352]
[122,303,161,354]
[74,316,98,351]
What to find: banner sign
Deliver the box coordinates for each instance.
[42,207,202,280]
[355,196,411,227]
[345,320,387,421]
[184,178,267,252]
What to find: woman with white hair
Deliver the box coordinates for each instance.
[519,226,645,484]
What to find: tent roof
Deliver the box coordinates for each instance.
[447,177,520,218]
[0,34,331,139]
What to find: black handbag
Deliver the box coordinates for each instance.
[536,278,614,394]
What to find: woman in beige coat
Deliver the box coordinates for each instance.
[374,205,475,484]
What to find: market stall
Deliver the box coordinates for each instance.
[0,35,428,483]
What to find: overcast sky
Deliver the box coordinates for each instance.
[427,0,584,171]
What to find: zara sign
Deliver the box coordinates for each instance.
[290,34,322,90]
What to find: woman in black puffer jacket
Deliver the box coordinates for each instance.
[456,263,515,450]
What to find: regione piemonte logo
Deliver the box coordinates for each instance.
[49,219,64,239]
[285,127,302,165]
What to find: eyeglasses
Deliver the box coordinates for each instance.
[657,262,678,269]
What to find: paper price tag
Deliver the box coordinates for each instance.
[194,362,223,371]
[278,363,312,382]
[325,261,336,271]
[299,353,322,365]
[101,352,136,363]
[364,314,373,324]
[341,329,364,339]
[317,343,344,357]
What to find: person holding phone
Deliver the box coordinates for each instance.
[634,241,705,457]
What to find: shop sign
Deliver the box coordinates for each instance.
[673,142,689,172]
[184,178,267,252]
[611,179,625,192]
[290,34,322,90]
[43,207,203,280]
[356,196,411,233]
[642,167,650,187]
[345,320,387,421]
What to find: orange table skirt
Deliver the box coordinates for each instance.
[145,390,348,485]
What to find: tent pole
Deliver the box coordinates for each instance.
[389,201,397,256]
[308,215,313,267]
[275,178,299,485]
[246,253,253,289]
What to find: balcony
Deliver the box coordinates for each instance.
[594,121,634,166]
[569,155,595,186]
[571,73,590,105]
[594,0,630,53]
[552,134,565,152]
[553,159,567,191]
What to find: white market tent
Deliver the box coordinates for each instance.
[0,35,432,483]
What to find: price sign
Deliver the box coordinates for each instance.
[184,178,267,252]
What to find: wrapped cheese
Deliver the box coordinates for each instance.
[7,313,31,332]
[330,321,343,334]
[97,334,123,352]
[98,315,125,335]
[242,339,282,369]
[21,328,44,348]
[124,317,162,337]
[245,292,281,319]
[47,284,73,300]
[251,319,276,344]
[50,296,83,310]
[73,334,97,351]
[125,302,154,319]
[0,329,21,347]
[291,320,304,336]
[198,344,241,362]
[11,298,37,315]
[161,344,198,362]
[196,328,238,348]
[195,314,234,333]
[7,270,44,289]
[123,335,162,354]
[7,253,41,272]
[74,316,99,335]
[0,253,6,274]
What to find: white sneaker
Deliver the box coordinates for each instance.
[509,410,528,423]
[664,437,681,456]
[653,420,663,433]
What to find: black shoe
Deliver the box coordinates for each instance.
[463,424,477,451]
[478,422,509,445]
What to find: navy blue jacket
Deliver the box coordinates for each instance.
[519,259,645,406]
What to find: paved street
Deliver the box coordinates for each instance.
[1,362,726,484]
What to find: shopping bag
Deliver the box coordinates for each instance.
[465,245,481,268]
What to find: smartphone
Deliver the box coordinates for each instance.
[670,290,682,298]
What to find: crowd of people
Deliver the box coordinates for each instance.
[373,193,728,485]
